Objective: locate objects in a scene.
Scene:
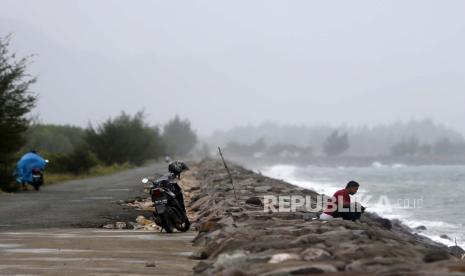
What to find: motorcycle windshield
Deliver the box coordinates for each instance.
[15,153,46,183]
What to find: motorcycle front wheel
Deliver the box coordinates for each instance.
[162,212,174,233]
[175,219,190,232]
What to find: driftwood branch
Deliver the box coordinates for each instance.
[218,147,239,203]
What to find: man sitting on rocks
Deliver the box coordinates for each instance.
[319,181,365,221]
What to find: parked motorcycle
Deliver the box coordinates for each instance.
[31,168,44,191]
[142,174,190,233]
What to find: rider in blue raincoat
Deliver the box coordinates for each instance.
[14,151,47,190]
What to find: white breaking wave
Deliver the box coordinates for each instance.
[372,162,407,169]
[372,161,386,168]
[402,219,465,247]
[260,164,340,196]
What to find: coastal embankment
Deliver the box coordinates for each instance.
[183,159,465,275]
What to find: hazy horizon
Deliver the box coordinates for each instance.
[1,0,464,136]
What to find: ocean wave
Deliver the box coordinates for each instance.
[261,164,340,195]
[372,162,407,169]
[372,162,386,168]
[419,234,459,247]
[404,219,461,229]
[260,164,297,180]
[259,163,464,249]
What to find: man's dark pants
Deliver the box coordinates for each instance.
[333,210,362,221]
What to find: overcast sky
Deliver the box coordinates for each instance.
[1,0,464,135]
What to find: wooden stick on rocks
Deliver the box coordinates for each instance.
[218,147,239,204]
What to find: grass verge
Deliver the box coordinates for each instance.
[45,163,135,185]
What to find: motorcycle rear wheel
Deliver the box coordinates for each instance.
[32,183,40,191]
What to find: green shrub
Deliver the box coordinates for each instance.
[45,144,100,175]
[65,144,100,175]
[85,111,164,165]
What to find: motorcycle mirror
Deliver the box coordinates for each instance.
[142,178,149,184]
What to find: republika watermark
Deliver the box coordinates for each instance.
[263,194,423,213]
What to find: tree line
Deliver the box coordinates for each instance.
[211,120,465,158]
[222,129,465,159]
[26,113,197,175]
[0,35,197,191]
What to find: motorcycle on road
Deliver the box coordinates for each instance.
[30,168,45,191]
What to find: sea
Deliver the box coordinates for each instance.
[256,162,465,248]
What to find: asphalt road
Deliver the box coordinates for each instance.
[0,228,198,275]
[0,163,166,230]
[0,163,199,275]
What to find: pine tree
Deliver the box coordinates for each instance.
[163,115,197,157]
[0,35,37,189]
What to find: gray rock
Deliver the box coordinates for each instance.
[218,216,236,227]
[226,207,244,213]
[263,264,338,275]
[214,250,249,269]
[190,249,209,260]
[268,253,301,264]
[346,258,416,273]
[290,234,324,246]
[244,240,295,252]
[440,234,452,240]
[301,248,330,261]
[423,250,450,263]
[448,245,465,258]
[191,195,209,211]
[198,221,221,233]
[129,221,143,230]
[415,225,427,232]
[115,222,126,229]
[193,261,213,274]
[270,187,284,193]
[319,229,361,240]
[188,186,201,192]
[245,196,263,206]
[254,185,272,193]
[102,224,115,229]
[220,268,250,276]
[369,215,392,230]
